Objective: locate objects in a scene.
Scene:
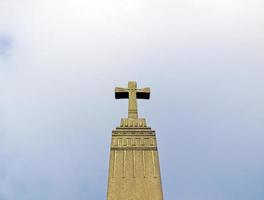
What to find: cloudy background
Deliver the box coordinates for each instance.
[0,0,264,199]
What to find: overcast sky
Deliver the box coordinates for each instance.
[0,0,264,199]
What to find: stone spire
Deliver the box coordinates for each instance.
[107,81,164,200]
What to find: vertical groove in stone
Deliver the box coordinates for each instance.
[133,150,136,178]
[112,150,117,178]
[152,150,156,178]
[123,150,126,178]
[142,151,146,178]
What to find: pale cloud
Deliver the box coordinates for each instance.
[0,36,12,55]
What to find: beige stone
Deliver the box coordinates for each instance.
[107,81,164,200]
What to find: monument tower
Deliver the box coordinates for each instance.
[107,81,164,200]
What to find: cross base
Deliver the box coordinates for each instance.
[120,118,147,128]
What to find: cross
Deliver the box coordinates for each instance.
[115,81,150,119]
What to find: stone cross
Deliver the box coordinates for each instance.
[115,81,150,119]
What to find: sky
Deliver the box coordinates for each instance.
[0,0,264,199]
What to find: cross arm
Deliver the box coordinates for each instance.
[136,88,150,99]
[115,87,129,99]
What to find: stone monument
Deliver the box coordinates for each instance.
[107,81,164,200]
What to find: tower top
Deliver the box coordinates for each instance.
[115,81,150,127]
[115,81,150,119]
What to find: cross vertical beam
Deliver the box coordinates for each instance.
[128,81,138,119]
